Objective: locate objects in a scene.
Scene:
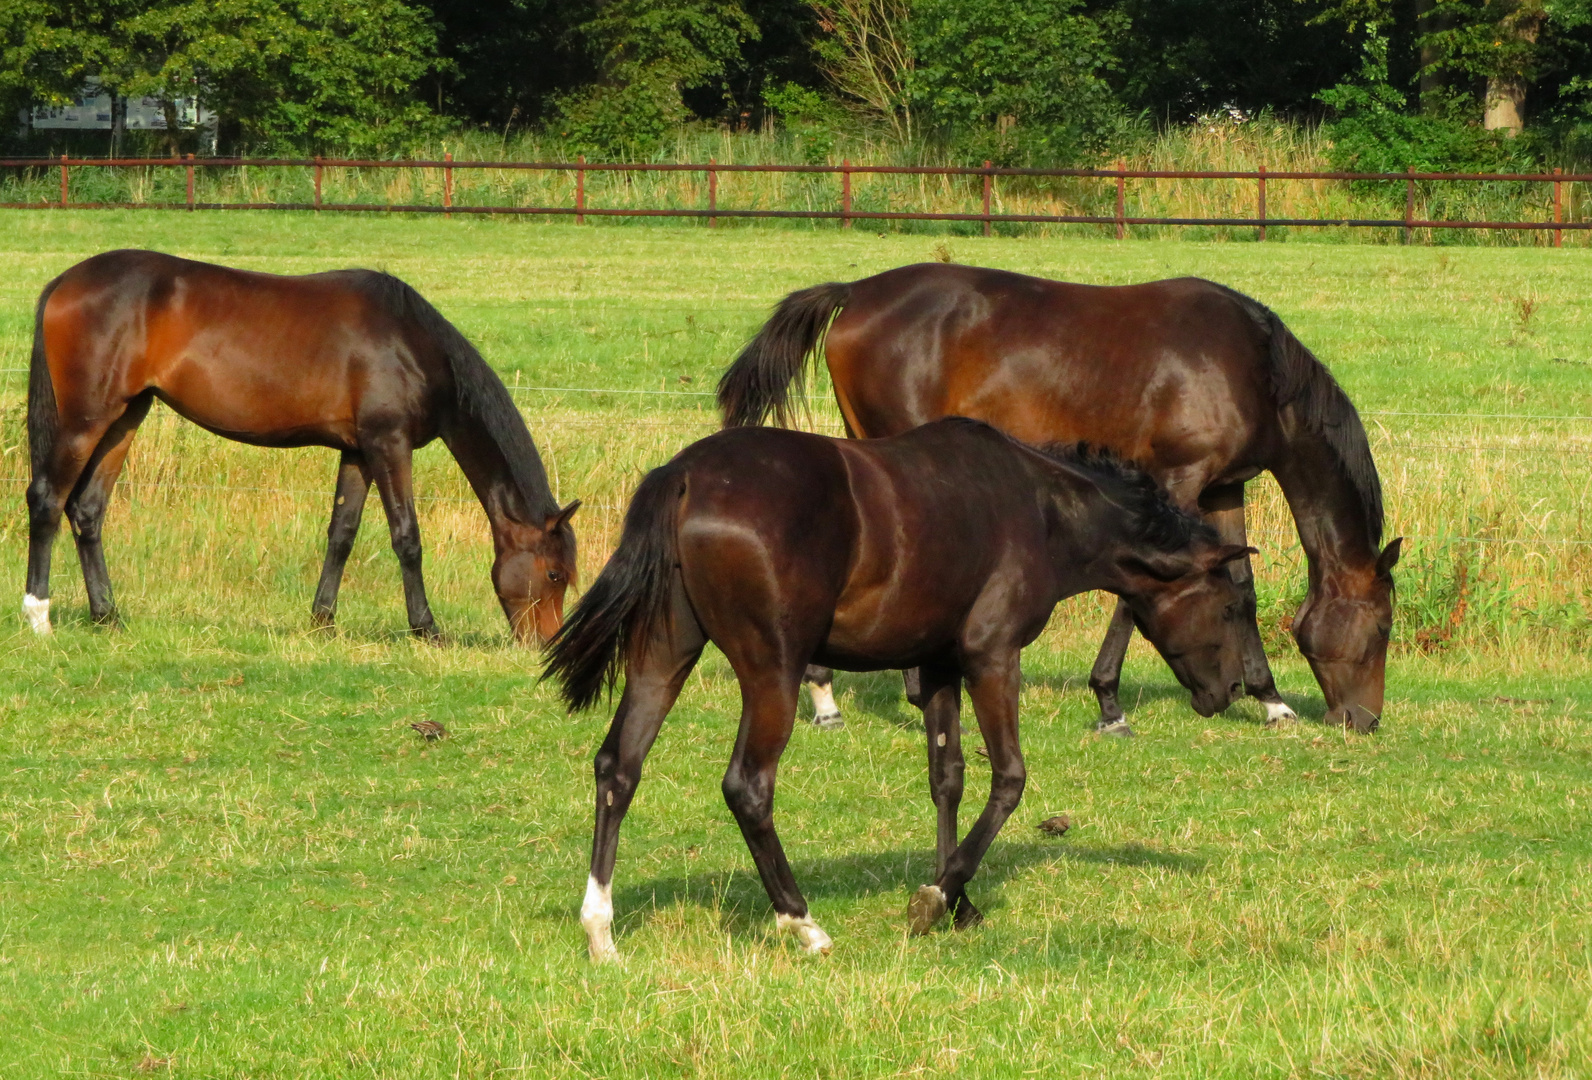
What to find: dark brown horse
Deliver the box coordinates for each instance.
[25,249,580,642]
[718,263,1400,735]
[545,418,1252,960]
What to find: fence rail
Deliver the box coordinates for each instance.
[0,155,1580,243]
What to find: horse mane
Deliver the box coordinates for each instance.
[1211,282,1384,544]
[359,272,561,522]
[1030,438,1215,552]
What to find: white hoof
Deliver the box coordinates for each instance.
[776,912,833,955]
[580,875,619,964]
[1264,701,1298,725]
[23,594,51,635]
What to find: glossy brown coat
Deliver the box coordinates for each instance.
[546,419,1252,959]
[24,249,579,641]
[719,263,1400,732]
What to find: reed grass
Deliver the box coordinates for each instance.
[0,118,1580,245]
[0,212,1589,1077]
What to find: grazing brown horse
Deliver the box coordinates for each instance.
[718,263,1400,735]
[545,418,1252,960]
[25,249,580,641]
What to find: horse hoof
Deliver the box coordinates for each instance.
[1262,701,1297,728]
[952,896,984,931]
[310,611,335,630]
[776,913,834,954]
[813,711,844,731]
[1095,718,1134,738]
[907,885,948,935]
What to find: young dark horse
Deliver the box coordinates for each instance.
[545,418,1252,961]
[718,263,1400,735]
[25,250,580,642]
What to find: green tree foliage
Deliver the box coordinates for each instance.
[905,0,1127,164]
[556,0,758,159]
[0,0,444,153]
[420,1,595,131]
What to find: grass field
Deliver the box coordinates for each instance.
[1,213,1590,1078]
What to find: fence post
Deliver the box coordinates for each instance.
[982,160,992,237]
[1553,167,1563,249]
[1257,164,1267,242]
[185,153,194,210]
[576,155,585,225]
[708,158,717,228]
[1404,166,1415,245]
[841,158,852,230]
[60,153,68,207]
[314,157,322,210]
[443,151,453,218]
[1115,160,1126,240]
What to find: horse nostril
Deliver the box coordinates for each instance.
[1229,681,1243,698]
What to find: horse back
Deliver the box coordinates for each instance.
[40,250,447,448]
[825,263,1283,486]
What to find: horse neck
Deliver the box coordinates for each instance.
[443,420,549,542]
[1272,444,1383,593]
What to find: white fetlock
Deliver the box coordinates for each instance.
[810,683,843,729]
[1264,701,1298,725]
[581,875,619,964]
[776,912,834,955]
[23,594,51,635]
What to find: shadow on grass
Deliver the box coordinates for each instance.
[611,839,1205,940]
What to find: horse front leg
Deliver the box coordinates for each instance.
[1203,493,1296,725]
[1088,600,1137,736]
[366,439,438,640]
[310,451,372,629]
[909,653,1024,935]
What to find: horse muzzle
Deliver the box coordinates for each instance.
[1328,703,1380,734]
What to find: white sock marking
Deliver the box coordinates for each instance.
[581,875,618,963]
[23,594,51,635]
[810,682,840,720]
[1265,700,1298,724]
[776,912,834,955]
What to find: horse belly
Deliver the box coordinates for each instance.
[156,356,360,448]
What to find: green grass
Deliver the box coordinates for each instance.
[0,212,1590,1077]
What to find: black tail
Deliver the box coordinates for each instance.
[27,281,60,480]
[1254,305,1383,544]
[717,281,851,427]
[543,463,685,711]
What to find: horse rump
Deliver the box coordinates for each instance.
[543,463,685,711]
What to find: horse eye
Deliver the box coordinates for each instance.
[547,569,564,583]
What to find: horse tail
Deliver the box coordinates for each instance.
[1254,303,1384,544]
[27,280,61,480]
[543,462,685,712]
[717,281,851,427]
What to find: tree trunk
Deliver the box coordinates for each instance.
[161,99,180,156]
[1484,76,1527,135]
[110,93,126,157]
[1415,0,1445,113]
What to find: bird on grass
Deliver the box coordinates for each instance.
[410,720,448,742]
[1037,814,1070,837]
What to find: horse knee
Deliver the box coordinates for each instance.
[989,762,1026,813]
[25,481,58,530]
[388,522,421,563]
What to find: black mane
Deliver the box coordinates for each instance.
[1033,440,1214,552]
[360,272,561,522]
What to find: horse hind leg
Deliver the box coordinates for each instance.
[1203,487,1295,725]
[722,666,831,954]
[803,664,842,729]
[583,583,706,963]
[25,414,125,634]
[62,394,152,628]
[310,452,372,629]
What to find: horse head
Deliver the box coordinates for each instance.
[1291,538,1400,733]
[1116,540,1255,717]
[492,500,581,645]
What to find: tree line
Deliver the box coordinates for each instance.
[2,1,1589,168]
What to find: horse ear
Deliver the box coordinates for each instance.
[1210,544,1259,570]
[1120,551,1195,583]
[1376,537,1402,577]
[546,499,581,533]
